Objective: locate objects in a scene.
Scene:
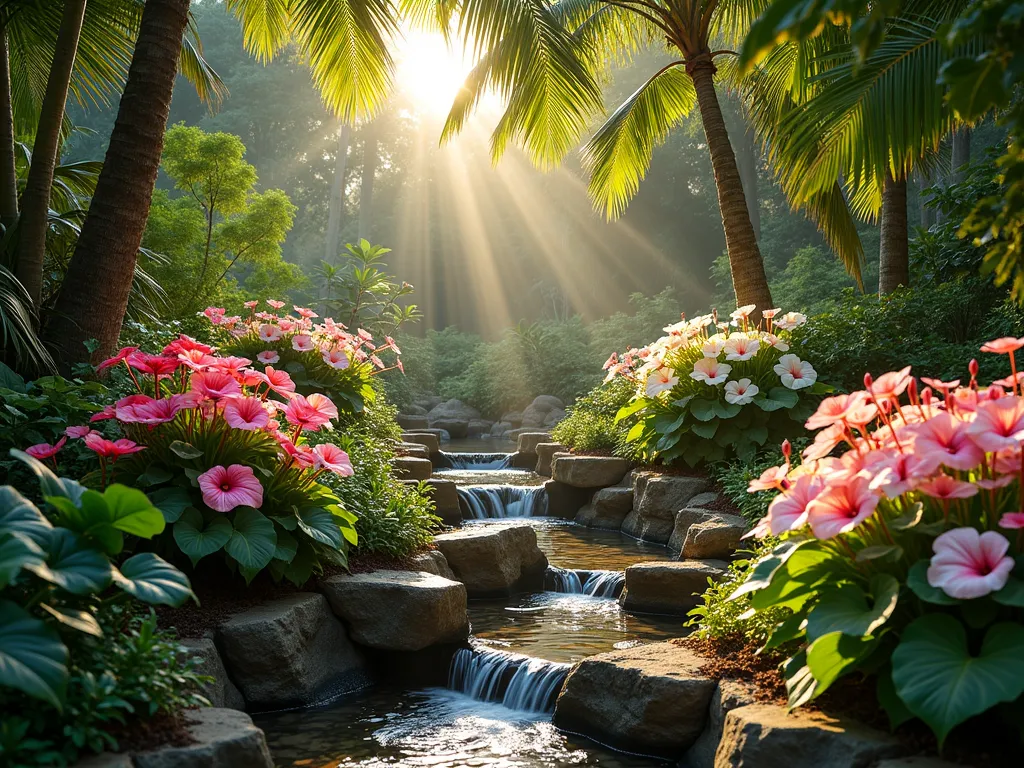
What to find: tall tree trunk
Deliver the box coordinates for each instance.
[0,33,18,231]
[952,126,971,185]
[878,171,909,294]
[688,57,772,311]
[15,0,88,309]
[358,126,377,241]
[323,122,349,261]
[736,120,760,241]
[44,0,190,368]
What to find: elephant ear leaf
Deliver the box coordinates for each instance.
[103,484,166,538]
[0,486,53,547]
[0,600,68,709]
[113,553,195,607]
[37,529,113,595]
[9,449,85,504]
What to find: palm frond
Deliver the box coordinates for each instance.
[180,16,227,108]
[581,61,694,218]
[0,262,54,374]
[225,0,292,62]
[803,182,866,288]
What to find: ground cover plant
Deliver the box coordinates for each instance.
[733,339,1024,746]
[605,306,829,465]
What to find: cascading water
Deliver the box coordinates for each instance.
[458,485,548,518]
[439,452,514,469]
[545,567,625,598]
[447,647,569,713]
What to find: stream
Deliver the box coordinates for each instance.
[256,440,677,766]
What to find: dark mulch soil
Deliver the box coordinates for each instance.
[156,547,438,638]
[104,710,196,754]
[679,635,1017,767]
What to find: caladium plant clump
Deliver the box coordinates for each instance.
[733,337,1024,745]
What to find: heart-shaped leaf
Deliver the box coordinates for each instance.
[9,449,85,504]
[47,491,123,556]
[0,600,68,708]
[168,441,204,460]
[768,387,799,408]
[691,418,719,439]
[103,484,165,538]
[806,631,877,693]
[0,487,53,547]
[40,529,112,595]
[806,576,899,641]
[173,508,231,565]
[273,530,298,563]
[729,539,807,601]
[148,487,193,524]
[39,604,102,637]
[0,531,46,588]
[690,399,716,422]
[906,560,960,605]
[113,553,194,606]
[224,507,276,571]
[296,507,342,549]
[892,614,1024,746]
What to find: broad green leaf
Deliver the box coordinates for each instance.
[889,502,924,531]
[749,546,834,612]
[690,399,716,422]
[113,553,195,607]
[767,387,799,408]
[0,488,52,547]
[992,576,1024,607]
[807,631,877,693]
[273,530,298,563]
[855,544,903,563]
[713,400,741,420]
[329,504,357,525]
[168,440,203,460]
[615,398,648,423]
[148,487,193,524]
[653,411,686,434]
[806,576,899,642]
[50,491,123,556]
[762,611,807,651]
[746,425,769,445]
[782,650,817,710]
[691,418,719,439]
[140,465,174,486]
[625,420,647,442]
[754,397,787,412]
[224,507,277,571]
[892,615,1024,746]
[103,485,165,538]
[39,604,102,637]
[173,508,231,565]
[0,600,68,708]
[876,663,914,730]
[9,450,85,503]
[38,529,112,595]
[296,507,343,549]
[906,560,960,605]
[282,541,318,587]
[729,539,808,601]
[0,531,46,588]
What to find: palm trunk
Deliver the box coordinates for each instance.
[878,171,909,294]
[0,33,18,231]
[952,126,971,185]
[358,126,378,241]
[45,0,190,368]
[323,122,350,261]
[16,0,88,309]
[689,58,772,310]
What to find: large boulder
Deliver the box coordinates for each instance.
[490,421,513,438]
[683,679,756,768]
[404,404,428,416]
[619,560,727,616]
[520,395,564,428]
[575,485,635,529]
[621,474,713,544]
[545,479,595,519]
[553,642,716,758]
[217,593,367,710]
[666,494,723,550]
[392,456,433,480]
[408,550,456,579]
[434,523,548,597]
[415,395,443,411]
[467,419,493,437]
[401,431,441,453]
[428,399,481,424]
[535,443,568,476]
[396,414,429,430]
[517,431,553,455]
[320,570,469,651]
[430,419,469,439]
[681,513,747,560]
[133,708,273,768]
[552,455,631,488]
[179,637,245,711]
[713,704,906,767]
[501,410,524,428]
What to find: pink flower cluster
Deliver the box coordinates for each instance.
[208,299,403,374]
[42,333,354,514]
[750,337,1024,601]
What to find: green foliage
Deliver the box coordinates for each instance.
[143,124,301,319]
[709,446,806,525]
[552,377,638,456]
[795,279,1022,392]
[0,606,209,766]
[319,394,439,559]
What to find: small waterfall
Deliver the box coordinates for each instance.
[545,567,625,598]
[448,647,569,713]
[439,452,514,469]
[457,485,548,519]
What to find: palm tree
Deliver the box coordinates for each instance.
[438,0,774,310]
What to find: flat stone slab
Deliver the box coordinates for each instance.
[434,523,548,597]
[408,550,455,579]
[714,704,906,767]
[575,486,634,529]
[133,708,273,768]
[395,441,430,459]
[535,443,568,476]
[622,474,713,544]
[396,414,428,430]
[401,431,441,453]
[179,637,245,710]
[553,642,716,758]
[217,593,367,709]
[620,560,727,616]
[392,456,433,480]
[552,455,630,488]
[321,570,469,651]
[517,431,552,454]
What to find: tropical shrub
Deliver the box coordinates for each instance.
[0,452,199,763]
[606,306,829,466]
[53,336,359,585]
[551,376,639,455]
[734,342,1024,746]
[211,300,401,416]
